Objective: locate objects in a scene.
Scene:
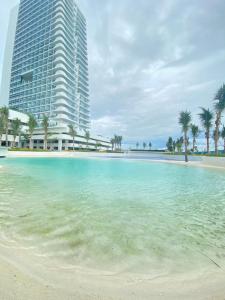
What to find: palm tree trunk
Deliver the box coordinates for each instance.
[215,131,218,155]
[5,126,8,148]
[44,137,47,150]
[224,138,225,154]
[73,137,75,151]
[29,137,33,149]
[44,131,47,150]
[215,114,220,155]
[206,131,209,154]
[184,132,188,162]
[18,133,21,148]
[193,139,195,152]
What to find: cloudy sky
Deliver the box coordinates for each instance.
[1,0,225,148]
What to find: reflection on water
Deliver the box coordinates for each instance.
[0,157,225,274]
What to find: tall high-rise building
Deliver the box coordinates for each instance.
[7,0,90,131]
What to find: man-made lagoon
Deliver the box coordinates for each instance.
[0,157,225,276]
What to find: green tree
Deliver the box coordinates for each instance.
[191,124,199,152]
[213,129,220,150]
[113,135,122,151]
[176,137,183,153]
[1,106,9,147]
[0,113,4,146]
[27,115,37,149]
[166,137,174,152]
[96,141,101,150]
[68,124,77,151]
[110,138,115,151]
[214,84,225,155]
[199,108,214,154]
[143,142,146,150]
[173,140,176,152]
[221,126,225,153]
[118,136,122,150]
[11,118,21,148]
[85,130,90,148]
[42,115,49,150]
[114,135,119,150]
[149,142,152,150]
[179,111,191,162]
[110,138,114,151]
[22,132,30,148]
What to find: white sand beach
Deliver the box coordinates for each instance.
[5,150,225,170]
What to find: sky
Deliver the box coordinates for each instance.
[0,0,225,149]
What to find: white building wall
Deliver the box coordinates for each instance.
[0,5,19,106]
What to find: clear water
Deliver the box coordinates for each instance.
[0,157,225,274]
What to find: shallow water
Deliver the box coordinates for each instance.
[0,157,225,274]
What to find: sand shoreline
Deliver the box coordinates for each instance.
[3,150,225,171]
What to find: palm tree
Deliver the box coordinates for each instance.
[27,115,37,149]
[11,118,21,148]
[199,108,214,154]
[173,140,176,153]
[110,138,115,151]
[136,142,139,149]
[221,126,225,153]
[42,115,49,150]
[85,130,90,148]
[149,142,152,150]
[68,124,77,151]
[1,106,9,147]
[191,124,199,152]
[0,113,4,146]
[118,136,123,150]
[114,135,118,150]
[176,137,183,153]
[96,141,101,151]
[179,111,191,162]
[143,142,146,150]
[214,84,225,155]
[22,132,29,148]
[213,129,220,150]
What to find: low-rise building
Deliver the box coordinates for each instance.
[0,109,29,147]
[0,109,111,151]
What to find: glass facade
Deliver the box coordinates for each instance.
[9,0,90,130]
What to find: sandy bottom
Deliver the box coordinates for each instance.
[1,152,225,299]
[1,237,225,300]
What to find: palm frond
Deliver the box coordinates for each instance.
[179,111,191,132]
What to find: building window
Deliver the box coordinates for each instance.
[20,71,33,83]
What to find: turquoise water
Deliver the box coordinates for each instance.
[1,157,225,274]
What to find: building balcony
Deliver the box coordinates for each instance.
[54,76,67,85]
[55,99,78,110]
[56,113,78,125]
[55,106,75,115]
